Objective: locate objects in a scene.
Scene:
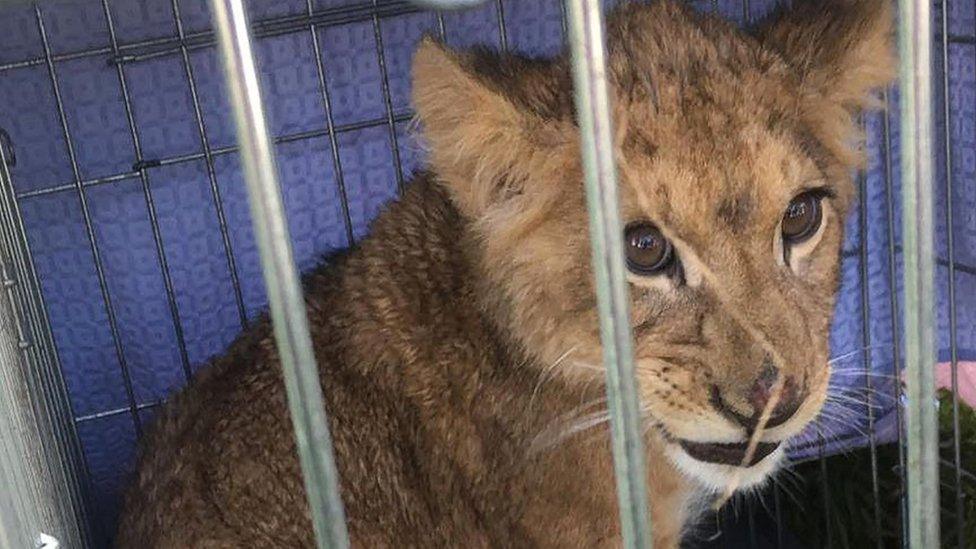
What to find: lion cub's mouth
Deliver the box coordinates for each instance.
[678,440,781,467]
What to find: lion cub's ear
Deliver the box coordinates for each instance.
[412,38,568,219]
[759,0,896,166]
[759,0,896,110]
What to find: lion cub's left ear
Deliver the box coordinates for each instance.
[759,0,895,171]
[759,0,896,111]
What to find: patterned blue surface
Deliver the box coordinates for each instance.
[0,0,974,543]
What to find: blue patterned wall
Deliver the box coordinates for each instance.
[0,0,973,543]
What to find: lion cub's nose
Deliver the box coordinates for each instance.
[748,364,803,429]
[710,363,805,432]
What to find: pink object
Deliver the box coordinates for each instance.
[934,361,976,408]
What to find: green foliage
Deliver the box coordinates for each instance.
[777,391,976,548]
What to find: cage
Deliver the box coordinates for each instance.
[0,0,971,547]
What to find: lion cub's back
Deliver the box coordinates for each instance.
[114,323,316,548]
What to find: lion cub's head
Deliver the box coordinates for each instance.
[412,0,894,491]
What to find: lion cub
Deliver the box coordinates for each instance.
[116,1,894,546]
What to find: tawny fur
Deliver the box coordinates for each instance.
[116,1,895,547]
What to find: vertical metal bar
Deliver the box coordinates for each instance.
[746,500,757,549]
[306,0,355,246]
[938,2,964,546]
[0,141,95,547]
[856,119,883,548]
[741,0,750,23]
[773,484,783,549]
[34,5,144,435]
[564,1,652,547]
[494,0,508,51]
[369,1,406,193]
[0,143,90,547]
[207,1,349,547]
[0,252,77,545]
[899,0,940,545]
[558,0,569,41]
[101,0,193,382]
[882,85,909,549]
[818,422,833,549]
[170,0,249,328]
[435,11,447,41]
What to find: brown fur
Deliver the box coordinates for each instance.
[116,1,895,547]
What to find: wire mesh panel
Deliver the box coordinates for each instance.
[0,0,973,546]
[0,125,89,546]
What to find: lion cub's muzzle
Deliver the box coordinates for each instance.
[680,368,808,467]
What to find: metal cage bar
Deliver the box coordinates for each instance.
[0,135,91,548]
[773,484,783,549]
[15,114,411,202]
[170,0,250,330]
[207,0,350,547]
[100,0,194,383]
[494,0,509,51]
[898,0,941,547]
[0,1,423,73]
[938,2,964,547]
[0,143,95,544]
[306,0,357,246]
[881,84,909,548]
[18,0,976,78]
[405,0,484,9]
[435,10,448,40]
[746,501,757,548]
[817,422,833,549]
[856,117,883,548]
[564,0,652,547]
[117,2,424,66]
[34,5,145,436]
[369,0,408,194]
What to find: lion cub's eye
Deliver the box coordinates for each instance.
[781,192,824,244]
[624,222,674,276]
